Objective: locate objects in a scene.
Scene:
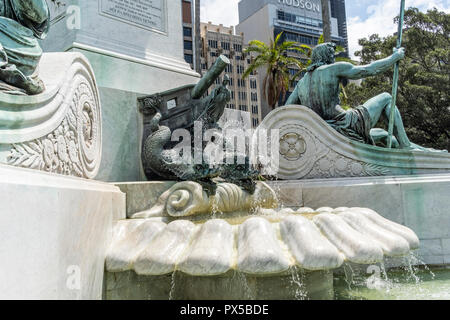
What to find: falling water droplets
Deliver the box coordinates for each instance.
[408,252,436,279]
[234,271,255,300]
[289,267,308,300]
[169,271,177,300]
[343,262,354,289]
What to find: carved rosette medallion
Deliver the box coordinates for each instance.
[279,133,307,161]
[255,116,329,179]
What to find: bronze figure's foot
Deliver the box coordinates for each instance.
[0,64,45,95]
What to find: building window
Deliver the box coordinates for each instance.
[183,27,192,37]
[208,40,218,49]
[184,40,193,51]
[221,42,230,50]
[282,31,319,46]
[184,54,193,64]
[252,118,259,127]
[238,79,246,87]
[182,0,192,24]
[238,92,247,100]
[277,10,322,28]
[233,44,242,52]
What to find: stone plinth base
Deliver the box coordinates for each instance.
[105,270,334,300]
[269,174,450,266]
[0,164,125,299]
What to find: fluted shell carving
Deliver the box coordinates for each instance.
[106,207,420,276]
[131,181,279,219]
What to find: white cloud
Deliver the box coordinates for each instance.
[347,0,450,59]
[200,0,240,27]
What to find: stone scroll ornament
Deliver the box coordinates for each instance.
[131,181,279,219]
[1,53,102,179]
[253,105,450,180]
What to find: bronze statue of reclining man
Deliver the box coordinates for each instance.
[0,0,50,95]
[286,42,440,151]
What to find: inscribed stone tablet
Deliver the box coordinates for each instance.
[100,0,166,33]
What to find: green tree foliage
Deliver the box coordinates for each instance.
[346,8,449,150]
[243,33,311,109]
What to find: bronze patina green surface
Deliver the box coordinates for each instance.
[0,0,50,95]
[286,43,443,152]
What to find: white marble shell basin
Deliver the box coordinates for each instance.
[106,207,419,276]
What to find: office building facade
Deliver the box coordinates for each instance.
[237,0,349,117]
[200,22,263,128]
[182,0,201,72]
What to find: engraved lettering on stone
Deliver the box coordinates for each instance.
[101,0,166,32]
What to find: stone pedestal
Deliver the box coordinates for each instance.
[41,0,200,182]
[0,164,125,299]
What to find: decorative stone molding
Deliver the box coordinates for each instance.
[254,105,450,180]
[131,181,278,219]
[0,53,102,179]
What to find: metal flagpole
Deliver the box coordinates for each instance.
[387,0,406,148]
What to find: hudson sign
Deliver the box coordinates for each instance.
[277,0,321,12]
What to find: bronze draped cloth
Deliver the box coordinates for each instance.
[0,0,49,93]
[326,106,375,145]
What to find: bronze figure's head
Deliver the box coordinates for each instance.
[307,42,336,72]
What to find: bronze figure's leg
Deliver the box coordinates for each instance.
[363,92,412,149]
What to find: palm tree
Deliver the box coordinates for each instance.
[243,32,311,109]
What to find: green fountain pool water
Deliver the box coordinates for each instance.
[334,267,450,300]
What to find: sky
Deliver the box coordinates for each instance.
[200,0,450,58]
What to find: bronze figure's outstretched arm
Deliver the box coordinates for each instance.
[335,47,405,80]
